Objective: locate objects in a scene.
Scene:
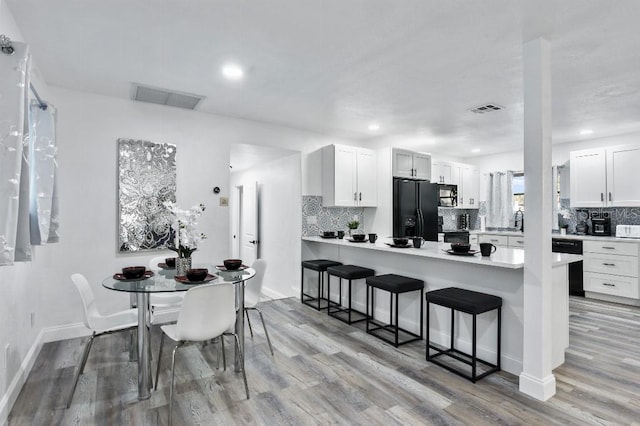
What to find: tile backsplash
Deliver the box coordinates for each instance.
[302,196,365,236]
[559,198,640,233]
[438,207,480,231]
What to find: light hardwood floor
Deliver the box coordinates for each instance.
[8,296,640,425]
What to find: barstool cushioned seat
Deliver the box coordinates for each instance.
[326,265,375,324]
[366,274,424,347]
[426,287,502,382]
[301,259,342,310]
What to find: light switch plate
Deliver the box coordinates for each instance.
[220,197,228,206]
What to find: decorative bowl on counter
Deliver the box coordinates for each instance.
[393,237,409,246]
[223,259,243,270]
[450,243,471,253]
[322,231,336,237]
[351,234,367,241]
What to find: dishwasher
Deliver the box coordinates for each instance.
[552,238,584,296]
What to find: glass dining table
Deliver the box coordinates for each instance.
[102,264,256,400]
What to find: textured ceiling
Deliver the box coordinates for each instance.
[7,0,640,157]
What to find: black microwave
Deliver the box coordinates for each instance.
[438,184,458,207]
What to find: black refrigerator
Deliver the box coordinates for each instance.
[393,178,439,241]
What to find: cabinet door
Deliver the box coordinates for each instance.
[607,145,640,207]
[460,165,480,208]
[357,148,377,206]
[413,153,432,180]
[334,146,357,206]
[570,148,607,207]
[392,149,414,178]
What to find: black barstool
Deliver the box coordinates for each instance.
[326,265,375,324]
[426,287,502,382]
[365,274,424,347]
[301,259,342,310]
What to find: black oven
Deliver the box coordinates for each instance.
[444,231,469,244]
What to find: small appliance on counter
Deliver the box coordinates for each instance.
[591,217,611,236]
[616,224,640,239]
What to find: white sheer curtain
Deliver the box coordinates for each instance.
[0,41,30,265]
[485,171,514,228]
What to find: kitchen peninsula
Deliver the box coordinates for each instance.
[302,236,582,376]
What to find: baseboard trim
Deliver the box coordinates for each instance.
[519,372,556,401]
[262,287,292,300]
[0,323,89,424]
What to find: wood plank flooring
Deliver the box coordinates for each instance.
[8,296,640,425]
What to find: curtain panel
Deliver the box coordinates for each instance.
[485,171,514,229]
[0,42,30,265]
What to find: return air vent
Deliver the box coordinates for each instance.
[132,84,204,110]
[469,103,504,114]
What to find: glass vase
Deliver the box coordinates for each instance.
[176,257,192,276]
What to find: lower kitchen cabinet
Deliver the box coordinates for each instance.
[583,240,639,301]
[479,234,509,247]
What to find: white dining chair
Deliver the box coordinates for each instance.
[154,283,249,425]
[67,273,138,408]
[244,259,274,355]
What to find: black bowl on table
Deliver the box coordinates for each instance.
[322,231,335,237]
[186,268,208,282]
[450,243,471,253]
[122,266,146,279]
[351,234,367,241]
[223,259,243,270]
[393,237,409,246]
[165,257,176,267]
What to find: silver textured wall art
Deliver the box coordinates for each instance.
[118,138,176,252]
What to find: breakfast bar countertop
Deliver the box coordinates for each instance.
[302,236,582,269]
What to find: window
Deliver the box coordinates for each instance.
[513,173,525,211]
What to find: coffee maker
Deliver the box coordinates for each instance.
[591,217,611,236]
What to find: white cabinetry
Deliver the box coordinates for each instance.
[322,145,377,207]
[583,240,639,300]
[570,144,640,207]
[392,148,431,179]
[431,161,459,185]
[459,164,480,208]
[478,234,509,247]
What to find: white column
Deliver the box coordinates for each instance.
[519,37,556,400]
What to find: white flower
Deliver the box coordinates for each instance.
[164,201,206,256]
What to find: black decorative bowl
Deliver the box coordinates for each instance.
[352,234,366,241]
[223,259,243,270]
[165,257,176,267]
[122,266,146,279]
[450,243,471,253]
[322,231,336,237]
[393,238,409,246]
[186,268,208,282]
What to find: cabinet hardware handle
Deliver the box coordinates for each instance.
[602,283,615,287]
[354,192,357,201]
[490,239,499,242]
[600,192,604,202]
[602,246,615,250]
[602,263,616,266]
[609,192,612,202]
[359,192,362,201]
[517,240,524,244]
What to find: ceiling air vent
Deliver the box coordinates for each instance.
[132,84,204,110]
[469,103,504,114]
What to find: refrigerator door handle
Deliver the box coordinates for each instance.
[417,208,424,237]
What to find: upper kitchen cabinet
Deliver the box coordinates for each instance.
[322,144,377,207]
[459,164,480,208]
[570,144,640,207]
[392,148,431,180]
[431,160,460,185]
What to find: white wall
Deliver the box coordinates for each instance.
[230,153,302,299]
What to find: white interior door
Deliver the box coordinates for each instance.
[240,181,259,264]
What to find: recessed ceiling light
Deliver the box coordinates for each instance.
[368,123,380,131]
[579,129,594,136]
[471,148,481,153]
[222,63,244,80]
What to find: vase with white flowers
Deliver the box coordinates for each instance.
[164,201,206,276]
